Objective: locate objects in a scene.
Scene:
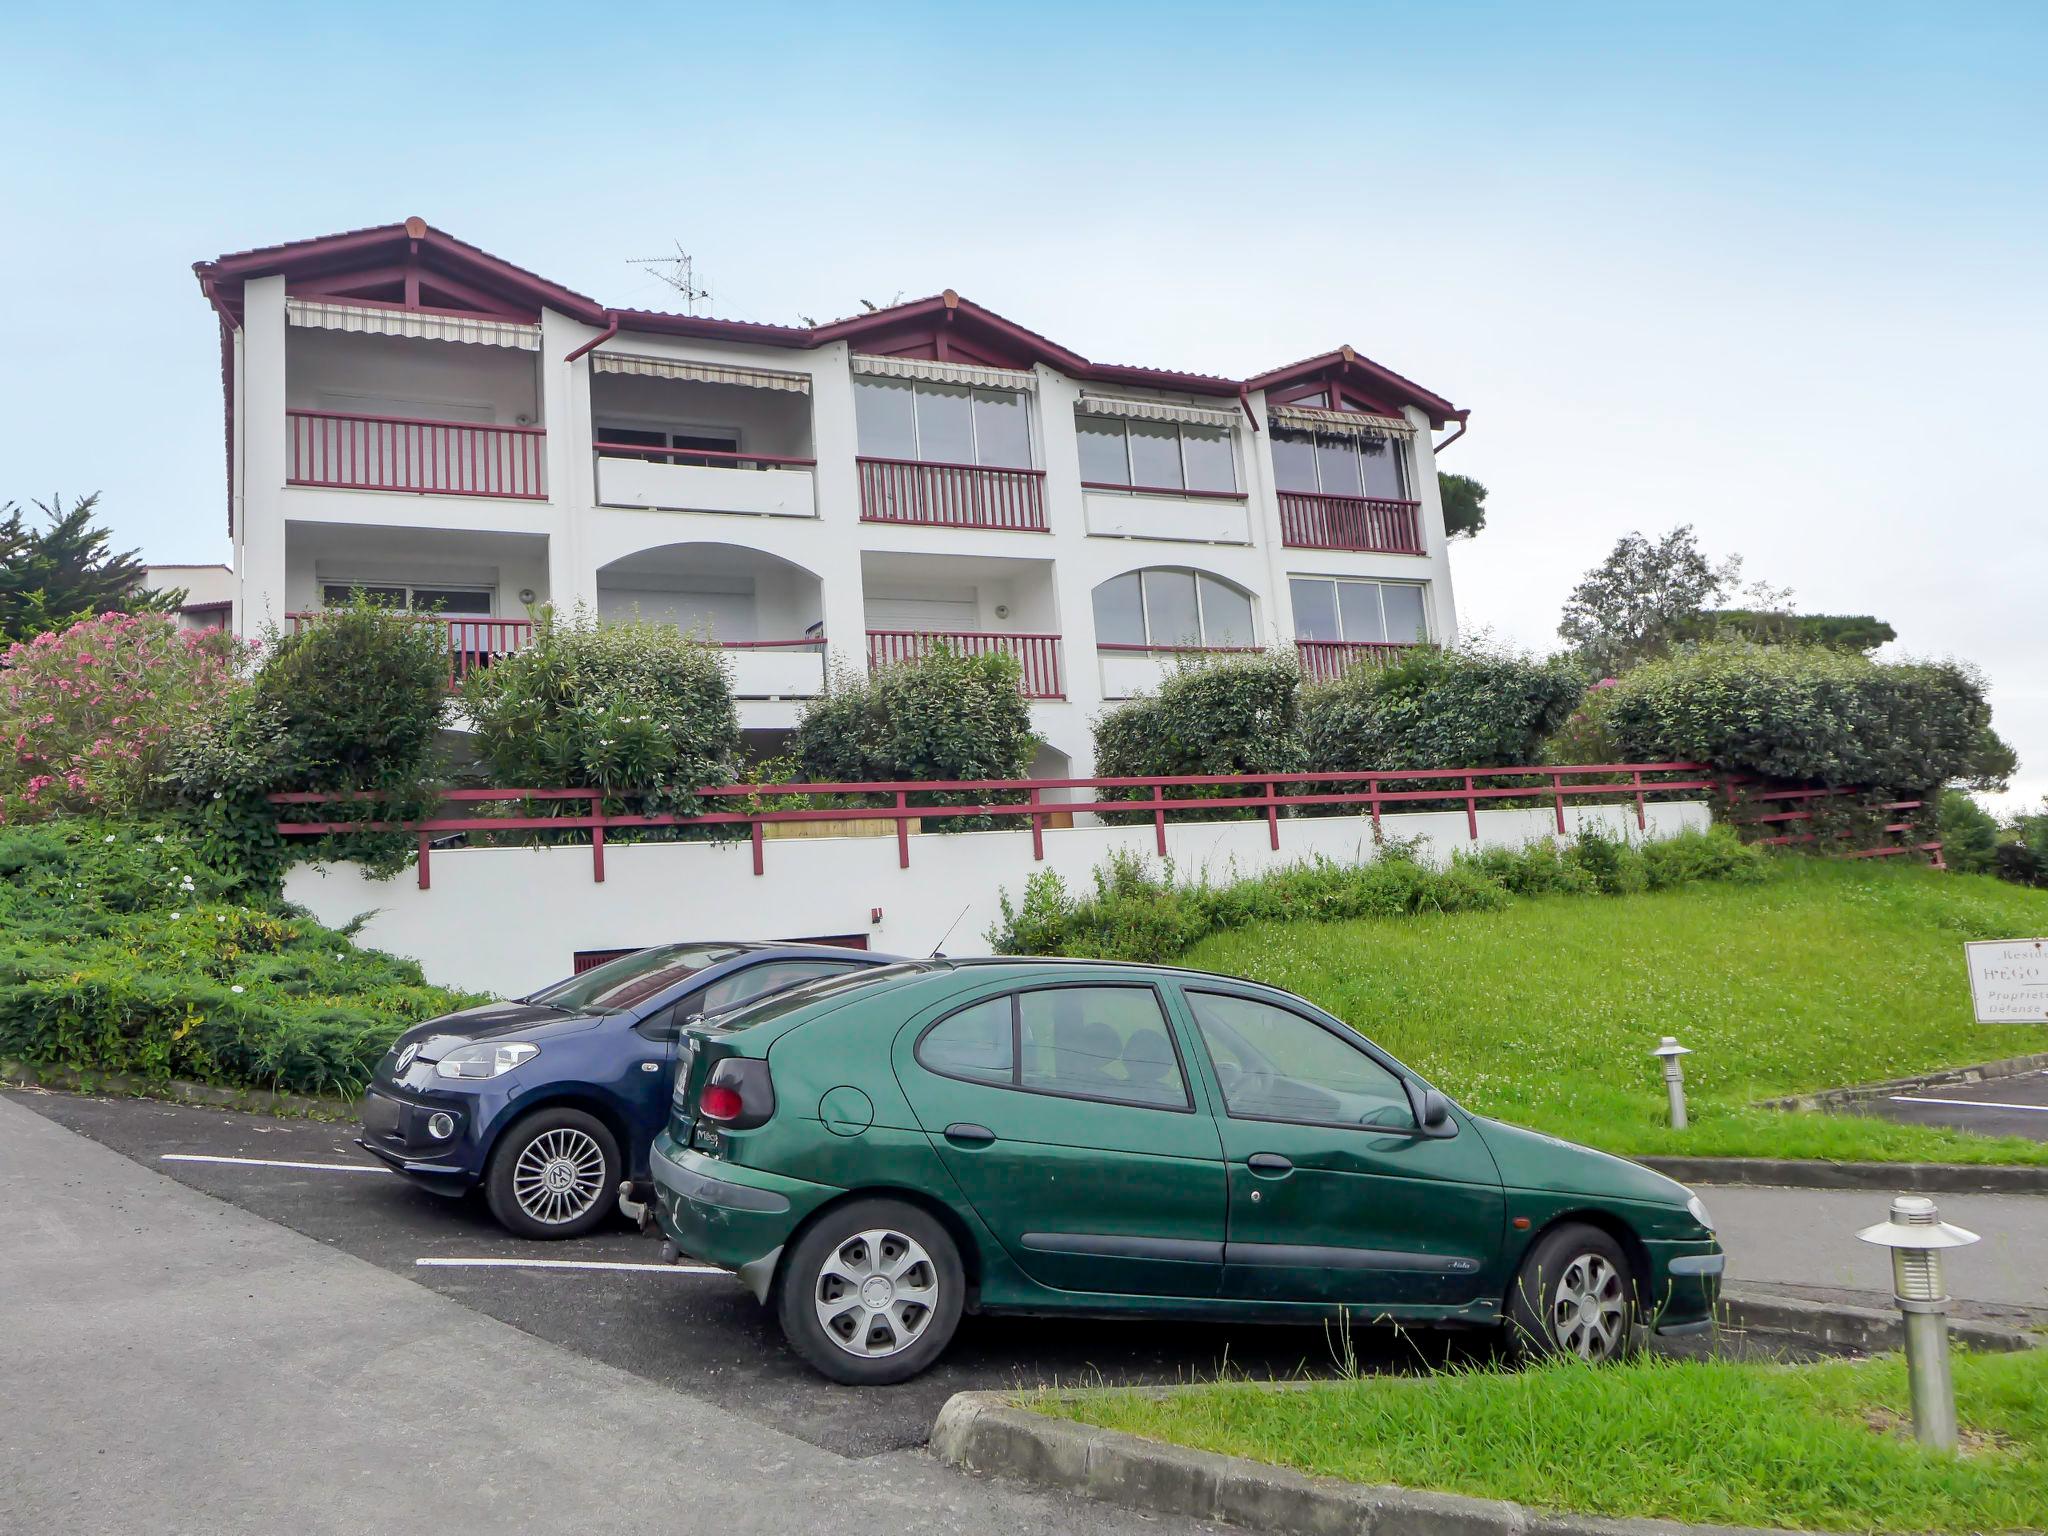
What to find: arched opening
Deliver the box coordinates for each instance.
[595,543,826,703]
[1091,567,1259,699]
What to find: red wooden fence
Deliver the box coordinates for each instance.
[866,629,1064,698]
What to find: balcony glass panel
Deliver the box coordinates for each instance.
[1271,430,1319,493]
[1142,569,1201,646]
[972,387,1033,469]
[1182,426,1237,493]
[1198,575,1254,646]
[1290,578,1339,641]
[1383,583,1429,643]
[1077,416,1131,484]
[1338,581,1386,643]
[915,383,975,463]
[1358,435,1407,500]
[853,376,918,458]
[1092,572,1146,645]
[1315,433,1365,497]
[1127,420,1185,490]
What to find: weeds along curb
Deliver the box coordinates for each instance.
[1639,1157,2048,1195]
[1718,1290,2041,1354]
[0,1059,354,1121]
[931,1392,1787,1536]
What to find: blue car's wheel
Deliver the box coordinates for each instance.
[486,1108,620,1240]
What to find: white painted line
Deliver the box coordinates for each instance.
[1889,1095,2048,1114]
[415,1257,726,1276]
[161,1153,392,1173]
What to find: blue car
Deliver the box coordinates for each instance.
[358,942,904,1237]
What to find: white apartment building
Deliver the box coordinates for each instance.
[191,217,1469,776]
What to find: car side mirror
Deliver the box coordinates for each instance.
[1403,1080,1456,1137]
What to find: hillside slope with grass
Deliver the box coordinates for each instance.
[1183,859,2048,1164]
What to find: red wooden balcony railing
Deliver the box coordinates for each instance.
[288,410,547,500]
[288,612,536,687]
[1295,640,1417,683]
[865,629,1064,699]
[856,456,1048,531]
[1277,492,1423,553]
[592,441,816,472]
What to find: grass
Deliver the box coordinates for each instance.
[1028,1349,2048,1534]
[1181,858,2048,1165]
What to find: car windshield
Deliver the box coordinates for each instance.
[526,944,745,1014]
[700,963,923,1032]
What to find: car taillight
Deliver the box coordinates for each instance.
[697,1057,775,1130]
[699,1084,744,1123]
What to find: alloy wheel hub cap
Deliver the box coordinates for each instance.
[543,1160,576,1194]
[861,1275,895,1309]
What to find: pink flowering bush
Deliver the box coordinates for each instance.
[1,612,247,822]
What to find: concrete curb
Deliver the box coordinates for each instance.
[1640,1156,2048,1195]
[0,1059,352,1121]
[1754,1051,2048,1113]
[1719,1289,2041,1354]
[932,1392,1785,1536]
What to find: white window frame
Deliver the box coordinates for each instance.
[1271,427,1412,501]
[1288,576,1430,645]
[1076,414,1240,495]
[1098,568,1258,650]
[320,581,495,617]
[854,376,1036,469]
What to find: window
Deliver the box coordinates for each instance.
[698,959,861,1015]
[594,421,741,467]
[1288,578,1429,645]
[321,583,491,616]
[1092,569,1257,649]
[1186,991,1414,1129]
[854,376,1033,468]
[1271,428,1410,501]
[526,943,745,1014]
[919,997,1014,1084]
[1077,413,1238,495]
[917,985,1191,1110]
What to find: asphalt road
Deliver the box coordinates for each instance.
[1862,1067,2048,1143]
[6,1089,1497,1459]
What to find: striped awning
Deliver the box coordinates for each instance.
[852,353,1036,393]
[1078,393,1239,431]
[592,352,811,393]
[285,298,540,351]
[1267,403,1416,438]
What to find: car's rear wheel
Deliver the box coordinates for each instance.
[1507,1222,1636,1363]
[485,1108,620,1240]
[775,1198,964,1384]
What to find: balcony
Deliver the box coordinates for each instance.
[1098,642,1262,700]
[1296,639,1417,683]
[1277,493,1423,554]
[287,409,546,501]
[595,442,817,518]
[866,629,1064,700]
[856,457,1048,532]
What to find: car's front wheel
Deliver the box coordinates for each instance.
[484,1107,620,1240]
[1506,1222,1636,1363]
[775,1198,964,1384]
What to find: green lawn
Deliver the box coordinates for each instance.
[1182,859,2048,1165]
[1029,1349,2048,1534]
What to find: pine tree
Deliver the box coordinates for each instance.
[0,494,179,641]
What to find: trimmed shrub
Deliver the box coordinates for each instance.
[1937,791,2002,876]
[1092,652,1304,819]
[0,817,481,1095]
[464,607,741,810]
[1601,642,2011,793]
[1,611,245,822]
[252,597,448,792]
[793,646,1036,829]
[1297,643,1586,774]
[988,825,1766,961]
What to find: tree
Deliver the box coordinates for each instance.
[1557,524,1739,676]
[0,494,177,641]
[1437,472,1487,539]
[1678,609,1897,654]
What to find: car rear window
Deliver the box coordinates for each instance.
[701,963,923,1031]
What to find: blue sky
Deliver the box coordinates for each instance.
[3,1,2044,805]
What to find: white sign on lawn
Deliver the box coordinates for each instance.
[1963,938,2048,1023]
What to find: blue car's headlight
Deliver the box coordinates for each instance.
[434,1041,539,1080]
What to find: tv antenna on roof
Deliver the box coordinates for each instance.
[627,240,712,314]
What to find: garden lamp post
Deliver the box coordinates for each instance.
[1651,1036,1691,1130]
[1856,1195,1980,1452]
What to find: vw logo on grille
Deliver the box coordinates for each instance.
[395,1043,420,1074]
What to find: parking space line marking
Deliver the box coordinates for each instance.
[160,1154,392,1173]
[415,1257,725,1276]
[1888,1095,2048,1113]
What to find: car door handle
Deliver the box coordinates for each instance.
[1247,1153,1293,1176]
[943,1123,996,1147]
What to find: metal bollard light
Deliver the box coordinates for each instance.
[1856,1195,1981,1451]
[1651,1036,1691,1130]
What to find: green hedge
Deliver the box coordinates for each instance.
[1298,644,1586,773]
[989,825,1767,961]
[0,818,480,1095]
[1600,643,2012,793]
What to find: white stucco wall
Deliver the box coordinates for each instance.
[284,801,1710,996]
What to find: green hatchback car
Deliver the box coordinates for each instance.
[649,959,1723,1384]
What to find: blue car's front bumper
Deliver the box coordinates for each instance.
[357,1084,488,1195]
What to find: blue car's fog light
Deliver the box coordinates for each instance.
[427,1111,457,1140]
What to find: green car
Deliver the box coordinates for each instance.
[649,959,1722,1384]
